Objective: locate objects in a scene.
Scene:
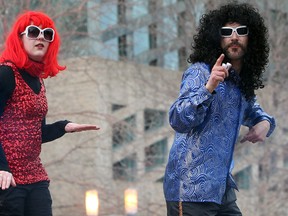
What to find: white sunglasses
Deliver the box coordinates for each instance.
[21,25,55,42]
[220,26,249,37]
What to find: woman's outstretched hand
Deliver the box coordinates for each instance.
[65,123,100,133]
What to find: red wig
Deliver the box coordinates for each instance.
[0,11,66,78]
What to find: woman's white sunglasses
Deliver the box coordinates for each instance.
[21,25,55,42]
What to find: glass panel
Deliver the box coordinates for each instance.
[284,154,288,168]
[112,104,126,112]
[149,23,157,49]
[99,38,118,60]
[164,51,178,70]
[149,59,158,66]
[100,3,117,31]
[113,154,137,181]
[130,0,148,19]
[133,27,149,55]
[160,16,177,46]
[112,115,136,148]
[163,0,177,6]
[145,138,168,172]
[58,2,88,39]
[178,47,187,70]
[177,11,186,37]
[118,0,126,24]
[234,166,251,190]
[144,109,166,132]
[148,0,157,13]
[156,176,164,183]
[270,151,277,175]
[118,35,128,57]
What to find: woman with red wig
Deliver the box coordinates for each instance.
[0,11,99,216]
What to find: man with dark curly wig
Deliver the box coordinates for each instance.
[163,2,276,216]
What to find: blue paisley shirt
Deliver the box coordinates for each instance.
[163,62,276,204]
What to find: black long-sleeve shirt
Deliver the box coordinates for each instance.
[0,65,69,172]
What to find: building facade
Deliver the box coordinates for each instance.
[0,0,288,215]
[43,56,181,215]
[63,0,205,71]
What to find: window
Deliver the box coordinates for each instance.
[60,3,88,39]
[162,17,177,43]
[112,104,126,112]
[118,35,128,58]
[133,27,149,55]
[178,47,187,70]
[149,59,158,66]
[163,0,177,6]
[144,108,166,132]
[234,166,251,190]
[29,0,58,9]
[149,23,157,49]
[145,138,168,172]
[113,154,137,181]
[271,9,288,25]
[156,176,164,183]
[270,151,278,175]
[259,164,266,181]
[30,0,42,8]
[112,115,136,149]
[177,11,186,37]
[118,0,126,24]
[99,3,117,31]
[284,151,288,168]
[164,51,178,70]
[130,0,148,19]
[148,0,157,13]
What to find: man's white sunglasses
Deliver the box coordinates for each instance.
[220,26,249,37]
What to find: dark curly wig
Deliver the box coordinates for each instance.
[188,1,269,100]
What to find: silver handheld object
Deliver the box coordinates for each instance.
[222,63,232,70]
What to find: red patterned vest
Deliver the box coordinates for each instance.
[0,62,49,184]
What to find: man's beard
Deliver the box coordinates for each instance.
[223,41,247,60]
